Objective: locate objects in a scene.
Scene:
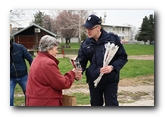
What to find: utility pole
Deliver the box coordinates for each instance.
[103,12,106,23]
[78,10,82,43]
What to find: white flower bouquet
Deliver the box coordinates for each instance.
[93,42,119,88]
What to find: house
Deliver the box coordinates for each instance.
[11,23,57,50]
[102,24,132,42]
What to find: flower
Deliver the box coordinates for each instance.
[93,42,119,88]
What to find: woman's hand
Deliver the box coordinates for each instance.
[72,68,82,80]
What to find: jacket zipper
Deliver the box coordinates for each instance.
[11,54,18,77]
[12,62,18,77]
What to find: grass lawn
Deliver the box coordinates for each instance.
[13,43,154,106]
[123,44,154,55]
[59,43,154,55]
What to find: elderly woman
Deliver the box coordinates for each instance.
[26,35,82,106]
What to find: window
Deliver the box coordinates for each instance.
[122,27,125,31]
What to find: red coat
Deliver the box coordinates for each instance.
[26,52,75,106]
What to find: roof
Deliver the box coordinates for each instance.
[11,23,57,37]
[102,23,131,28]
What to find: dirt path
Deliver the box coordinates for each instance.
[63,75,154,106]
[128,55,154,60]
[62,54,154,106]
[56,54,154,60]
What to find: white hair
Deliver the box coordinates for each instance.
[39,35,59,52]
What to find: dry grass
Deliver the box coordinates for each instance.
[119,75,154,86]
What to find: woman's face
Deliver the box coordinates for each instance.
[48,46,59,58]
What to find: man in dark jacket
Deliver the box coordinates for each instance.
[77,14,128,106]
[10,41,33,106]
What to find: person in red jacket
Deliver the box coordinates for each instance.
[26,35,82,106]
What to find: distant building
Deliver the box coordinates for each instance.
[58,24,132,43]
[11,23,57,50]
[102,24,132,42]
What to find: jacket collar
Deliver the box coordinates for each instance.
[37,51,59,65]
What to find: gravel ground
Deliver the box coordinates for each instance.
[61,54,154,106]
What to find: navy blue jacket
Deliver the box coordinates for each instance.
[77,29,128,84]
[10,42,33,78]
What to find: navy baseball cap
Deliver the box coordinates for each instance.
[83,14,102,28]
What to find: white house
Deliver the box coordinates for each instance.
[102,24,132,42]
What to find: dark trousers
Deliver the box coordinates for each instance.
[88,82,119,106]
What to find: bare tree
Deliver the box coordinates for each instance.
[55,10,90,44]
[78,10,90,42]
[10,10,24,26]
[44,10,62,35]
[130,25,137,40]
[122,23,138,41]
[43,15,52,30]
[55,10,79,44]
[10,10,34,26]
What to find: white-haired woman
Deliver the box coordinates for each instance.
[26,35,82,106]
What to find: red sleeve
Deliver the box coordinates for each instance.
[42,60,75,90]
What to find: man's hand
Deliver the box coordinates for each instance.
[100,65,114,74]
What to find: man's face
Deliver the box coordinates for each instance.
[85,25,100,38]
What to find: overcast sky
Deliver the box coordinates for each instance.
[11,9,154,29]
[92,10,154,29]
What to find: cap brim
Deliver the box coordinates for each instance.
[83,23,95,29]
